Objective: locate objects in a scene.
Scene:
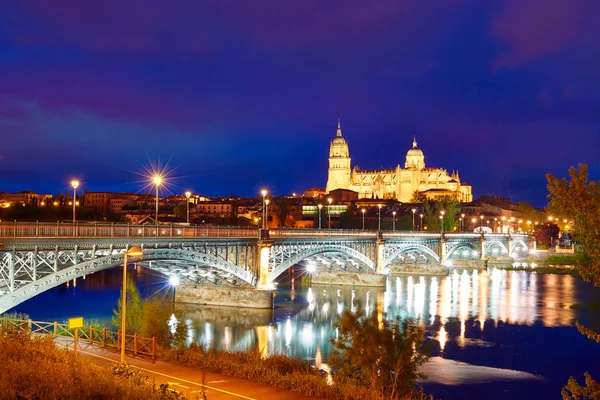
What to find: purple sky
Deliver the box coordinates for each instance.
[1,1,599,207]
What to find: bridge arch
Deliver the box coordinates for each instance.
[485,240,508,256]
[383,244,441,268]
[0,248,255,313]
[268,244,375,284]
[510,240,528,257]
[447,243,476,260]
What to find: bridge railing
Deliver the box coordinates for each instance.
[0,221,258,239]
[0,316,156,360]
[269,228,378,238]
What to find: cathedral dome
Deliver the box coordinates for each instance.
[405,136,425,169]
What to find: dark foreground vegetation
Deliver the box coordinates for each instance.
[161,311,432,400]
[0,327,181,400]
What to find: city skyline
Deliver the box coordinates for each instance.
[2,2,599,207]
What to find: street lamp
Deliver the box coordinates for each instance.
[419,213,423,231]
[318,204,323,229]
[185,191,192,224]
[378,204,382,231]
[152,175,163,226]
[412,208,416,231]
[327,198,332,229]
[471,217,477,231]
[261,189,267,229]
[265,199,270,229]
[392,211,397,231]
[121,246,143,363]
[440,210,445,234]
[361,208,366,230]
[480,215,484,230]
[461,214,465,231]
[71,180,79,223]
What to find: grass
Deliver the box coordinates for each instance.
[0,327,182,400]
[160,344,432,400]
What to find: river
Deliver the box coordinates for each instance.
[9,266,600,400]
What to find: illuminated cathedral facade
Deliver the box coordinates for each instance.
[325,121,473,203]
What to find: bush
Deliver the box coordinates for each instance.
[0,328,181,400]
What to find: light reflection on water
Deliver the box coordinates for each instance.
[178,269,578,362]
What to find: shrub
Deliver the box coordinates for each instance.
[0,327,181,400]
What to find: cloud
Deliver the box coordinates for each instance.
[491,0,600,69]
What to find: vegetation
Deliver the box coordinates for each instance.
[161,312,432,400]
[330,310,431,400]
[0,328,181,400]
[547,165,600,399]
[547,164,600,285]
[112,277,144,334]
[422,198,461,232]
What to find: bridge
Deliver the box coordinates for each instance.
[0,221,531,313]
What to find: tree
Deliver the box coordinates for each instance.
[329,310,430,399]
[173,202,187,220]
[139,297,187,348]
[410,191,427,203]
[547,165,600,398]
[112,278,143,334]
[422,198,460,232]
[547,164,600,285]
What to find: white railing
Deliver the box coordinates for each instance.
[0,221,258,239]
[0,221,523,240]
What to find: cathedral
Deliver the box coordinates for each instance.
[325,121,473,203]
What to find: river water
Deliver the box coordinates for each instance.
[10,266,600,400]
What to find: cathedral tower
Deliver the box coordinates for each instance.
[326,120,351,193]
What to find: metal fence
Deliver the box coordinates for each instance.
[0,317,156,360]
[0,221,258,239]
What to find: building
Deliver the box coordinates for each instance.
[325,121,473,203]
[0,191,52,207]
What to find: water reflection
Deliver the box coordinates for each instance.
[177,269,578,361]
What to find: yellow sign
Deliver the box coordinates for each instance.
[68,317,84,329]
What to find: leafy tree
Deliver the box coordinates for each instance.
[139,297,187,348]
[547,165,600,398]
[329,310,430,399]
[422,198,460,232]
[336,211,362,229]
[547,164,600,285]
[173,202,187,220]
[112,278,143,334]
[410,191,427,203]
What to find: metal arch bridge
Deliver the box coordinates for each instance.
[0,221,531,313]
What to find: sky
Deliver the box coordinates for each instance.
[1,1,599,207]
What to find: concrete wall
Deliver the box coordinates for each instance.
[174,303,273,326]
[391,263,447,275]
[176,283,273,309]
[311,271,386,287]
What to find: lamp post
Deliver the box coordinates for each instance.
[361,208,366,230]
[265,199,270,229]
[472,217,477,231]
[480,215,484,230]
[318,204,323,229]
[501,216,506,233]
[71,180,79,223]
[378,204,382,231]
[392,211,397,231]
[121,246,143,363]
[440,210,445,234]
[153,175,163,226]
[461,214,465,231]
[327,198,332,229]
[185,191,191,224]
[419,213,423,231]
[412,208,416,231]
[261,190,267,229]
